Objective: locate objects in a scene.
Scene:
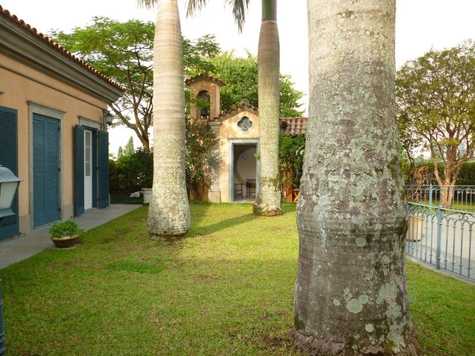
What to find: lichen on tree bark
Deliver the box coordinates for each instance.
[294,1,416,354]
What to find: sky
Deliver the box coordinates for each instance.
[1,0,474,154]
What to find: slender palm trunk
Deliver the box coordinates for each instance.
[254,0,282,216]
[148,0,191,237]
[294,1,415,354]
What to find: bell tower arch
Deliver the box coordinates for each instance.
[186,75,224,120]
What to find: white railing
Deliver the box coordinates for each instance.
[405,185,475,212]
[406,203,474,281]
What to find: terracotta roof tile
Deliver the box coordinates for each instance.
[186,74,225,87]
[0,5,124,92]
[280,117,308,135]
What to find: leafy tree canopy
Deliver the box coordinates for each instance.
[53,17,304,150]
[210,53,304,117]
[53,17,220,152]
[396,41,475,195]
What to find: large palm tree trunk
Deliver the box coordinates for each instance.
[254,0,282,216]
[148,0,191,237]
[294,1,415,354]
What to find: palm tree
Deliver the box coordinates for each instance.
[140,0,249,237]
[187,1,281,215]
[294,1,415,354]
[253,0,281,216]
[140,0,191,237]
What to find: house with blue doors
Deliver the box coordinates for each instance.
[0,6,124,240]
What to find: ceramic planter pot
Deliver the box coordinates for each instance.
[52,235,80,249]
[142,188,152,205]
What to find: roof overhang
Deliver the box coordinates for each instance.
[0,13,124,104]
[185,74,225,87]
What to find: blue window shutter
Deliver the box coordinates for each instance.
[0,107,19,240]
[74,125,85,216]
[33,113,61,227]
[44,118,60,223]
[98,131,109,209]
[33,115,60,227]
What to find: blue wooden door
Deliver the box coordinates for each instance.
[33,114,60,227]
[0,107,19,240]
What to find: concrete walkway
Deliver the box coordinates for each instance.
[0,204,141,269]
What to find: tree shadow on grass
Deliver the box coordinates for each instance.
[188,212,257,238]
[189,202,214,227]
[187,202,297,239]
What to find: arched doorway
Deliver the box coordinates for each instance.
[196,90,211,119]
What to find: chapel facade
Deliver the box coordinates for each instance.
[186,74,307,203]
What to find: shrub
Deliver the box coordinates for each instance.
[457,161,475,185]
[109,148,153,193]
[280,134,305,188]
[185,116,218,200]
[49,220,82,239]
[404,160,475,186]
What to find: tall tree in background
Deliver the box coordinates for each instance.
[211,53,303,116]
[54,18,220,153]
[124,137,135,156]
[396,42,475,208]
[295,1,415,354]
[254,0,281,215]
[140,0,191,237]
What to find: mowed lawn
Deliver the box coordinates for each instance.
[1,204,474,355]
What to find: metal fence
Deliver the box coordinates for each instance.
[405,185,475,211]
[405,203,475,281]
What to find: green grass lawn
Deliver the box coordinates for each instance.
[450,201,475,212]
[1,204,474,355]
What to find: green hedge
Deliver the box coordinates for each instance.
[457,161,475,185]
[405,160,475,185]
[109,149,153,193]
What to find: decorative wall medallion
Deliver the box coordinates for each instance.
[237,116,252,131]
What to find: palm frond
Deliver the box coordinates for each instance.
[186,0,209,15]
[137,0,158,8]
[227,0,250,31]
[187,0,250,32]
[138,0,250,31]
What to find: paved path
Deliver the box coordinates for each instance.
[0,204,141,269]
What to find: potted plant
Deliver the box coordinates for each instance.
[49,220,82,248]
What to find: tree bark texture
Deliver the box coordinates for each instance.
[148,0,191,237]
[294,1,415,354]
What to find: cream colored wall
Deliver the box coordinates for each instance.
[212,110,260,202]
[0,52,109,233]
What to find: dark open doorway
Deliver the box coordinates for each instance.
[232,143,257,202]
